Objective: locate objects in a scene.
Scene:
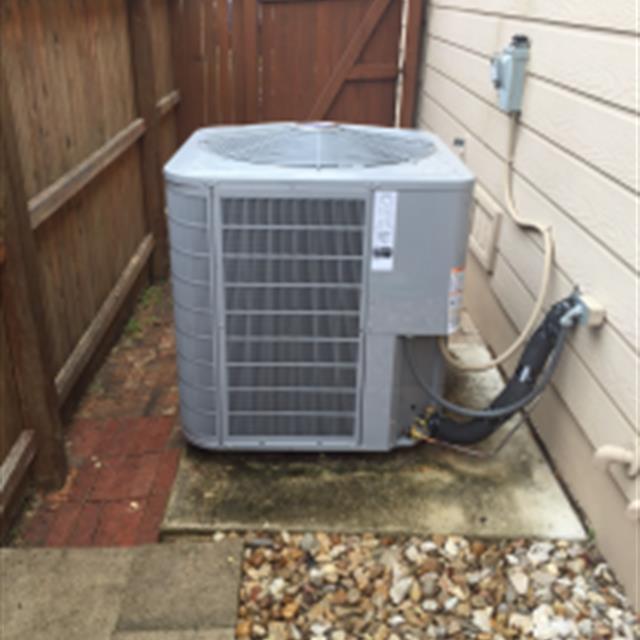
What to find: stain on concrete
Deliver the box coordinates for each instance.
[162,329,585,541]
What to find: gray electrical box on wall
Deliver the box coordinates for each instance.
[491,35,531,113]
[164,123,474,451]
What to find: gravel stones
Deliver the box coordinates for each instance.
[235,532,639,639]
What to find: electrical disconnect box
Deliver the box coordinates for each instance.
[490,35,530,113]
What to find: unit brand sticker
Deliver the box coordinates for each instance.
[371,191,398,272]
[447,266,465,333]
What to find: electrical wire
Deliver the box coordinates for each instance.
[405,326,569,420]
[439,112,555,372]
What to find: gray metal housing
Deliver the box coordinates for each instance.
[164,123,474,451]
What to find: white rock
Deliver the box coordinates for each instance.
[577,619,593,637]
[532,604,554,640]
[329,544,347,559]
[444,596,459,611]
[388,615,405,627]
[548,618,577,638]
[472,607,493,633]
[420,574,439,597]
[309,568,324,586]
[607,607,623,621]
[321,563,338,581]
[444,538,460,558]
[509,613,533,634]
[567,558,586,574]
[269,577,286,600]
[300,532,318,552]
[421,599,439,612]
[404,545,423,564]
[527,542,554,566]
[311,622,330,636]
[420,541,438,554]
[390,576,413,605]
[508,570,530,595]
[330,632,346,640]
[531,570,555,587]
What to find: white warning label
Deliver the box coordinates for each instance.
[447,266,465,333]
[371,191,398,272]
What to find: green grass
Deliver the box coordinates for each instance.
[140,284,163,309]
[124,316,142,338]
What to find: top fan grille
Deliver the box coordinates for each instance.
[200,122,434,169]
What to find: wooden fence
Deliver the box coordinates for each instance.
[0,0,180,530]
[0,0,426,532]
[172,0,425,138]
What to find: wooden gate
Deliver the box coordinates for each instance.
[172,0,424,138]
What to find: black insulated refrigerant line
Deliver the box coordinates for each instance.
[406,294,583,445]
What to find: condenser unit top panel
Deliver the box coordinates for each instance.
[165,122,473,188]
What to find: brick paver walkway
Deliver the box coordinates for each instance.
[19,417,180,547]
[12,283,182,548]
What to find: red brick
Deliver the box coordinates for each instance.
[135,492,168,544]
[67,420,105,461]
[61,462,100,503]
[127,417,174,456]
[90,453,161,501]
[93,500,144,547]
[98,419,134,457]
[21,508,56,547]
[46,503,82,547]
[66,503,101,547]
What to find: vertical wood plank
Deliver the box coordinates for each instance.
[0,82,67,489]
[127,0,168,278]
[243,0,259,122]
[168,0,187,141]
[215,0,233,123]
[231,0,247,123]
[399,0,425,127]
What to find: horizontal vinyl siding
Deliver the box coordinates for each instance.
[431,0,638,34]
[418,1,639,605]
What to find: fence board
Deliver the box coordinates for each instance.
[2,0,137,199]
[28,119,146,230]
[150,0,176,98]
[55,234,155,402]
[0,310,24,462]
[1,81,67,489]
[2,0,178,400]
[173,0,422,130]
[128,0,169,278]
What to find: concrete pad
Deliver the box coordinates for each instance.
[112,631,234,640]
[163,341,585,541]
[0,548,133,640]
[115,541,242,633]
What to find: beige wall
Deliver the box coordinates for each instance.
[417,0,639,605]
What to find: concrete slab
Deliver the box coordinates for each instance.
[112,631,234,640]
[115,541,243,634]
[163,341,585,541]
[0,548,133,640]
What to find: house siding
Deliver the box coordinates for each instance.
[417,1,639,606]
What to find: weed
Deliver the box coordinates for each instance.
[124,317,142,337]
[140,284,163,309]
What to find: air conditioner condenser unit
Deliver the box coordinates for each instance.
[164,122,474,451]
